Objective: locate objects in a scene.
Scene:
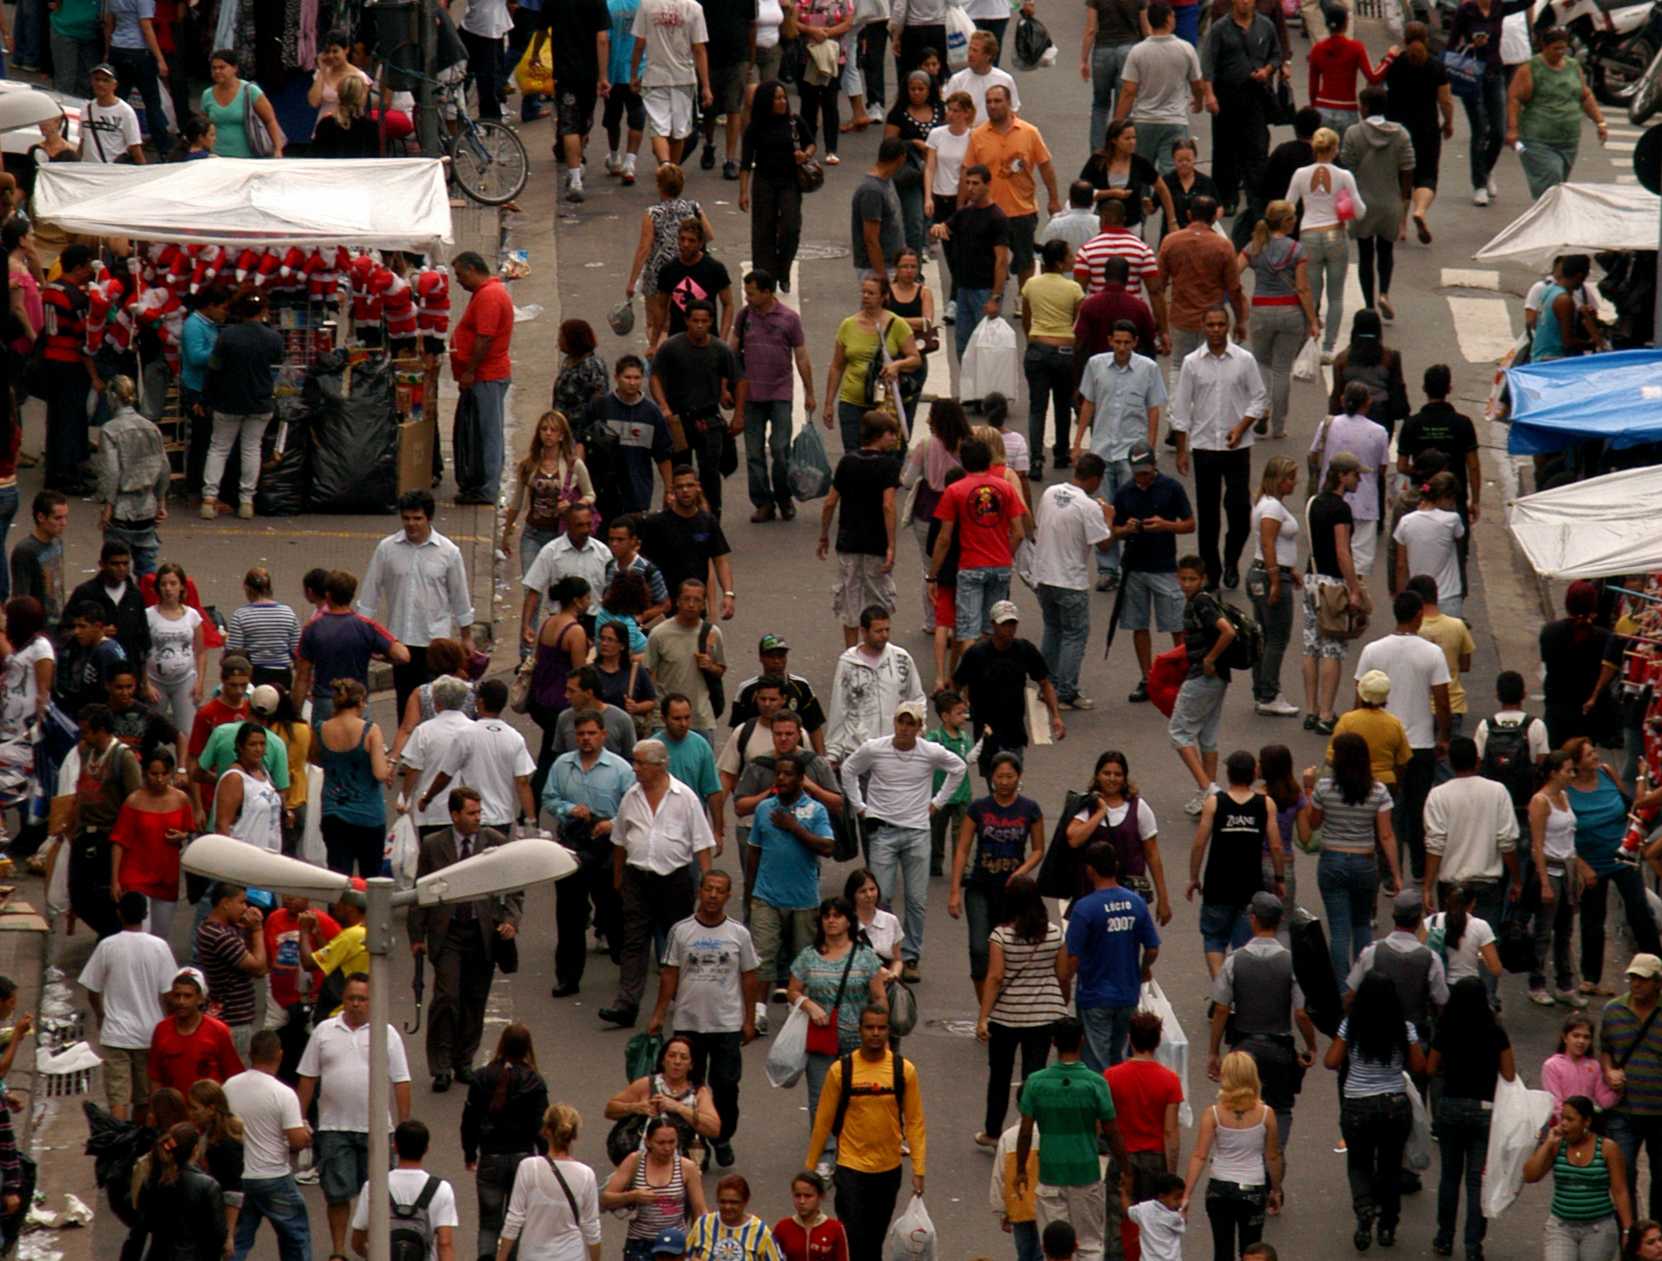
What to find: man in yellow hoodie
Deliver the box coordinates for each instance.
[805,1005,926,1261]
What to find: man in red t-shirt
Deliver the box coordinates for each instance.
[448,251,515,504]
[928,436,1030,650]
[186,654,252,777]
[146,967,243,1096]
[264,896,341,1081]
[1105,1010,1184,1260]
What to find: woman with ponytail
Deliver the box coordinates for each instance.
[135,1121,228,1259]
[465,1023,551,1261]
[1238,202,1318,441]
[1425,880,1502,987]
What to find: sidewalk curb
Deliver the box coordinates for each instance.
[1475,420,1554,691]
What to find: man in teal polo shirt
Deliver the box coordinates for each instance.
[660,693,725,846]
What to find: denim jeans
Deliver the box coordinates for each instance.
[1462,68,1507,189]
[1318,108,1360,133]
[1096,458,1132,578]
[1318,850,1379,980]
[109,45,171,153]
[1038,584,1090,703]
[1079,1003,1135,1072]
[1090,42,1136,152]
[1205,1178,1267,1261]
[745,399,793,509]
[1301,228,1349,353]
[517,524,559,583]
[0,485,18,601]
[1435,1096,1491,1252]
[1526,866,1576,992]
[837,400,866,454]
[1582,864,1662,985]
[102,523,160,578]
[1247,566,1293,703]
[1249,304,1305,435]
[1012,1219,1041,1261]
[467,378,511,500]
[1604,1110,1662,1223]
[1135,122,1187,176]
[956,287,992,360]
[955,565,1011,642]
[805,1049,840,1157]
[13,0,44,67]
[1341,1091,1413,1228]
[1544,1213,1623,1261]
[867,821,930,963]
[897,179,927,254]
[1519,138,1578,199]
[474,1150,529,1261]
[233,1174,311,1261]
[1024,343,1074,464]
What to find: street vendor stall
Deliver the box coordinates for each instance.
[1509,464,1662,579]
[1501,348,1662,455]
[29,158,453,511]
[1474,182,1661,270]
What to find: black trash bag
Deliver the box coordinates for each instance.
[83,1101,151,1227]
[1014,14,1053,68]
[452,388,486,499]
[254,393,312,517]
[1289,906,1343,1037]
[307,352,398,513]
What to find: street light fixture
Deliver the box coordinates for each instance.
[183,833,577,1261]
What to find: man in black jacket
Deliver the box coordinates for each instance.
[68,540,149,678]
[201,294,284,520]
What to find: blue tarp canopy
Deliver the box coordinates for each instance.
[1505,349,1662,455]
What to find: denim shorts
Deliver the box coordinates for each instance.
[1199,901,1252,953]
[1168,675,1227,752]
[315,1130,371,1205]
[1120,570,1184,632]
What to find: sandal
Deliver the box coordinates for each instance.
[1579,981,1616,996]
[839,115,874,133]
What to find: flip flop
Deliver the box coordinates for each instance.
[1413,213,1432,244]
[839,116,874,133]
[1579,982,1616,996]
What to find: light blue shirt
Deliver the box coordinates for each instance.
[663,730,719,799]
[544,748,636,819]
[750,791,831,910]
[1077,351,1168,461]
[105,0,155,50]
[181,311,219,393]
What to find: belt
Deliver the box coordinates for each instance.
[1251,294,1301,306]
[1303,224,1346,235]
[109,517,156,531]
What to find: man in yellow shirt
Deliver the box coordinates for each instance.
[1329,670,1411,788]
[805,1007,925,1261]
[312,886,370,1017]
[1407,574,1475,735]
[962,84,1062,289]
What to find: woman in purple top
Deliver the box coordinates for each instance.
[1064,750,1173,925]
[1259,744,1309,907]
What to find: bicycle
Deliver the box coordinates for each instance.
[406,68,529,207]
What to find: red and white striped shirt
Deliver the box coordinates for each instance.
[1072,229,1159,299]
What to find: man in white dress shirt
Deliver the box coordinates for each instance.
[355,490,474,715]
[839,701,966,981]
[600,738,718,1027]
[520,502,611,652]
[1170,306,1267,592]
[398,676,478,838]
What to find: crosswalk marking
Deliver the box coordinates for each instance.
[1441,268,1503,291]
[1606,140,1640,153]
[1446,295,1518,364]
[1609,127,1645,139]
[1617,173,1642,184]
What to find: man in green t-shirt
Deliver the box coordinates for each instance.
[926,690,972,876]
[1016,1016,1130,1261]
[48,0,101,96]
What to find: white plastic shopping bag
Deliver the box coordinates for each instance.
[1138,981,1194,1126]
[883,1194,936,1261]
[1403,1072,1431,1170]
[945,4,975,69]
[958,316,1019,402]
[766,999,811,1088]
[302,770,327,867]
[1482,1075,1554,1218]
[43,836,68,918]
[387,812,420,888]
[1291,336,1321,382]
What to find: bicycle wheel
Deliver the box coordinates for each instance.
[448,120,529,206]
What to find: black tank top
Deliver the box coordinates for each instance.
[1203,791,1269,904]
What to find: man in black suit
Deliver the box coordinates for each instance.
[406,787,522,1092]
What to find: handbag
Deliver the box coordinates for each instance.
[804,945,859,1057]
[1269,72,1296,127]
[242,84,277,158]
[797,156,826,194]
[508,653,535,714]
[1314,578,1367,640]
[1441,48,1483,101]
[492,927,519,974]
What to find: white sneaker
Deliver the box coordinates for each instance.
[565,173,585,203]
[1255,696,1300,717]
[753,1001,769,1036]
[606,152,623,175]
[1473,187,1490,207]
[944,298,957,324]
[1184,788,1213,815]
[1486,176,1499,199]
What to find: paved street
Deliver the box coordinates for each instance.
[29,3,1652,1258]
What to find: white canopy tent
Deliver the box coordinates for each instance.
[1508,465,1662,579]
[31,158,453,254]
[1474,182,1660,271]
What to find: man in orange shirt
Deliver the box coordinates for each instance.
[1150,195,1246,376]
[449,251,515,504]
[962,84,1061,290]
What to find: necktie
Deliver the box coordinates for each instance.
[453,833,475,924]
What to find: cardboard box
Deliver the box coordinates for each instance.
[398,414,436,496]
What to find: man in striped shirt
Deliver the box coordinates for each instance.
[1602,953,1662,1220]
[1072,201,1166,324]
[41,245,99,494]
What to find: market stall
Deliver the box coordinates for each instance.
[1474,182,1661,270]
[30,158,454,512]
[1501,348,1662,454]
[1509,464,1662,579]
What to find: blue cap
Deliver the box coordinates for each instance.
[652,1228,686,1256]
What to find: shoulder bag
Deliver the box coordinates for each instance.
[804,944,860,1057]
[243,84,278,157]
[547,1157,584,1220]
[1307,416,1334,483]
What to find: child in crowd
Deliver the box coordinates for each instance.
[773,1170,849,1261]
[989,1119,1040,1261]
[1126,1173,1187,1261]
[927,688,972,876]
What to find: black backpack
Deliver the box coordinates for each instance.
[1479,714,1539,810]
[1219,601,1264,672]
[388,1175,442,1261]
[831,1051,907,1138]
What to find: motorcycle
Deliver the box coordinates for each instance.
[1631,36,1662,120]
[1535,0,1660,104]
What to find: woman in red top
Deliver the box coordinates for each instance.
[1306,6,1397,132]
[110,748,195,942]
[774,1171,849,1261]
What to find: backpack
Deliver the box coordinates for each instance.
[387,1174,442,1261]
[831,1051,907,1139]
[1479,714,1539,810]
[1218,600,1264,672]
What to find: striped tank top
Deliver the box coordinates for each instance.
[1552,1137,1615,1222]
[988,923,1068,1028]
[626,1150,688,1241]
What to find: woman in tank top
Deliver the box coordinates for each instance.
[212,722,283,853]
[1181,1051,1283,1261]
[604,1034,720,1160]
[602,1116,707,1260]
[312,678,391,879]
[973,875,1065,1149]
[1239,201,1318,441]
[529,576,593,785]
[1527,749,1581,1004]
[1064,750,1172,924]
[1525,1094,1632,1259]
[884,247,934,415]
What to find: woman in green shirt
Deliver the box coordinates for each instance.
[1505,27,1606,198]
[201,49,284,159]
[821,274,921,453]
[1524,1094,1632,1259]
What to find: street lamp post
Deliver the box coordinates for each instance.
[182,834,575,1261]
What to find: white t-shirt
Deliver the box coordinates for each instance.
[77,930,177,1049]
[1033,482,1113,591]
[755,0,785,47]
[0,636,53,737]
[296,1016,413,1133]
[663,914,759,1032]
[1000,429,1030,475]
[943,65,1021,121]
[435,718,536,826]
[146,606,202,685]
[1250,496,1299,569]
[1354,633,1452,748]
[926,124,972,196]
[222,1069,305,1180]
[459,0,513,38]
[633,0,710,88]
[1425,911,1496,984]
[1393,509,1465,611]
[401,710,477,827]
[81,98,143,163]
[351,1168,459,1261]
[857,907,904,961]
[1073,796,1159,839]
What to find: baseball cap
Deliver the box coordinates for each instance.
[90,62,118,80]
[1127,440,1157,469]
[758,634,789,653]
[249,684,280,715]
[652,1228,687,1256]
[1357,670,1392,704]
[1249,890,1283,921]
[173,966,208,996]
[1628,953,1662,979]
[989,600,1020,624]
[895,699,927,723]
[1391,887,1425,919]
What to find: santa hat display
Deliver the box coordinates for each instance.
[414,264,450,337]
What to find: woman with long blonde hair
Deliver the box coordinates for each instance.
[1239,201,1318,440]
[1247,456,1302,717]
[186,1080,244,1249]
[1287,128,1363,361]
[502,410,594,580]
[498,1103,602,1261]
[1183,1051,1283,1261]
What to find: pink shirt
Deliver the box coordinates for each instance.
[1540,1051,1620,1120]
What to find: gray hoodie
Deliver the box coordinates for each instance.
[1340,117,1416,237]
